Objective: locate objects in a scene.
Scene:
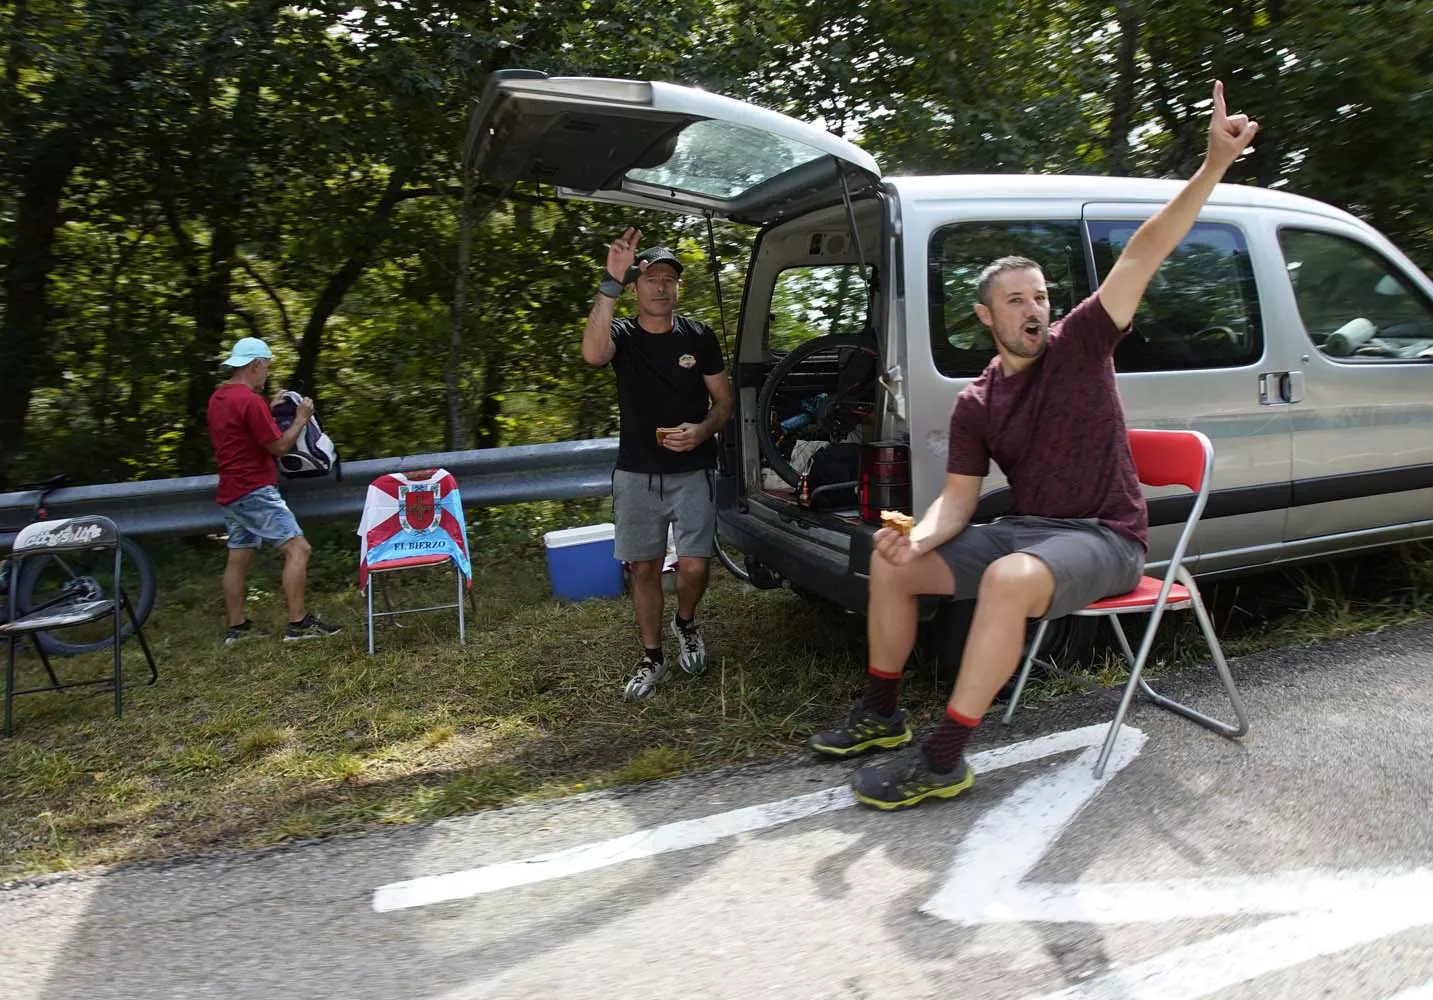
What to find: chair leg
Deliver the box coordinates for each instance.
[32,635,61,690]
[456,565,466,646]
[4,636,14,737]
[1135,567,1250,739]
[1095,600,1174,779]
[366,582,375,655]
[1001,619,1050,724]
[112,601,124,720]
[124,594,159,684]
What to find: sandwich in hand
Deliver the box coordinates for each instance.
[880,510,915,536]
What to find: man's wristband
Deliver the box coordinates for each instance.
[598,270,624,299]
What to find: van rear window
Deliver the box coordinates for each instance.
[928,221,1090,378]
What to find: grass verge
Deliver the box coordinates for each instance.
[4,511,1433,881]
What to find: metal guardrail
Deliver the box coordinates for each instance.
[0,438,620,547]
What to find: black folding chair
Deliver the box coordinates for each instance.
[1,516,158,736]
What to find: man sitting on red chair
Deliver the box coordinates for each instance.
[807,81,1259,810]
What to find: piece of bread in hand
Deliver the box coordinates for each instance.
[880,510,915,536]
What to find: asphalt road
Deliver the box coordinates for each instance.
[4,620,1433,1000]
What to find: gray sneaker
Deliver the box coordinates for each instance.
[283,613,341,642]
[224,620,271,646]
[669,617,708,675]
[623,652,670,699]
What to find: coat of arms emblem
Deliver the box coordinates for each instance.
[397,484,438,532]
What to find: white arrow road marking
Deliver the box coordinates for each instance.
[921,729,1147,924]
[1026,903,1433,1000]
[910,720,1433,1000]
[372,722,1133,913]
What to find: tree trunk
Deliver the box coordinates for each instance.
[1104,3,1140,176]
[292,169,411,400]
[447,161,476,451]
[177,222,240,474]
[0,143,76,489]
[470,340,507,450]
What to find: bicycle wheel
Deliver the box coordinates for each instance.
[712,524,750,583]
[756,334,880,490]
[16,536,158,656]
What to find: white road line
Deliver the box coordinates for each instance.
[921,728,1147,925]
[372,722,1130,913]
[1024,901,1433,1000]
[373,784,852,913]
[976,867,1433,924]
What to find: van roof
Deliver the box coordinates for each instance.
[883,173,1364,226]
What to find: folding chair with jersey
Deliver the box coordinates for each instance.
[1,515,158,736]
[1003,428,1250,777]
[358,468,474,654]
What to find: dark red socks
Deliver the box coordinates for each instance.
[862,665,902,717]
[922,705,979,773]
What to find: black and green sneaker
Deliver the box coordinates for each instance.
[807,702,913,758]
[850,751,974,811]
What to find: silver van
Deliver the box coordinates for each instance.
[471,71,1433,615]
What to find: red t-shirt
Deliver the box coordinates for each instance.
[208,383,281,506]
[946,294,1148,549]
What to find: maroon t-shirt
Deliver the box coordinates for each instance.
[208,383,281,506]
[946,294,1148,549]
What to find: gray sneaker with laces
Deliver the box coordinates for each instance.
[283,613,341,642]
[224,620,271,646]
[623,652,670,699]
[669,616,708,675]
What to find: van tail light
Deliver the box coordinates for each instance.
[859,441,912,524]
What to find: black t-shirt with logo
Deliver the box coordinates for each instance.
[609,315,725,473]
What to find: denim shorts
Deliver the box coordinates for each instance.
[222,486,304,550]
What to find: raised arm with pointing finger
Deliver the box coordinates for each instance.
[1098,80,1260,330]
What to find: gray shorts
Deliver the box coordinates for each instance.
[935,515,1144,620]
[612,468,716,563]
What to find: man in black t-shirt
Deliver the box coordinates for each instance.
[583,228,734,699]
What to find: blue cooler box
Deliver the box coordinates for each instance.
[543,523,624,601]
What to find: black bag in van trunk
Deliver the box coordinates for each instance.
[801,442,861,510]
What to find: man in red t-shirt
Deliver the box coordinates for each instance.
[207,337,340,645]
[810,81,1259,809]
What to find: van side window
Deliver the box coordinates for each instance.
[768,263,869,354]
[1277,228,1433,362]
[1088,220,1263,372]
[928,221,1090,378]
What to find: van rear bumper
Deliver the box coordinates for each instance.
[716,497,874,613]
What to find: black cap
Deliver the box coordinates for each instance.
[633,246,683,275]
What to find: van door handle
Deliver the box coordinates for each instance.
[1258,371,1301,405]
[1283,370,1304,403]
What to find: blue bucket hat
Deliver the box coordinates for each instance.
[221,337,275,367]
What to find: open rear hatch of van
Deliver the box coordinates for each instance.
[466,70,881,225]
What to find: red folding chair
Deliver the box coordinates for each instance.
[1003,428,1249,777]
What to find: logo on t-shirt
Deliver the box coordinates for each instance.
[678,353,696,369]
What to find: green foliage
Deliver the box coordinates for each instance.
[3,1,1432,485]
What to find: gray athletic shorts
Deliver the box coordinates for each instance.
[935,515,1144,620]
[612,468,716,563]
